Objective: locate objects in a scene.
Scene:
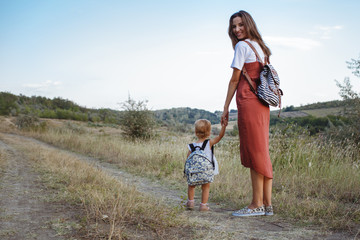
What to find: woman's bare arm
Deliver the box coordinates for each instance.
[221,68,241,126]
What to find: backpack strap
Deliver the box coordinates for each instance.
[242,66,257,94]
[202,139,215,170]
[210,145,214,169]
[200,139,209,150]
[244,40,265,65]
[189,140,209,152]
[189,143,196,153]
[265,56,270,65]
[241,40,268,95]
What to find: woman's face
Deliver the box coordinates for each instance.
[232,16,247,40]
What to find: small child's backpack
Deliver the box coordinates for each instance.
[184,139,215,186]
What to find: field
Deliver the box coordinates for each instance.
[0,116,359,239]
[301,107,344,117]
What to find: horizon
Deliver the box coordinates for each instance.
[1,0,360,112]
[2,90,346,113]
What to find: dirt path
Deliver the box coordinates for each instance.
[0,133,356,240]
[0,136,83,239]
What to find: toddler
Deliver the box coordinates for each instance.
[185,119,226,211]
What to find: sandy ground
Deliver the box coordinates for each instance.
[0,132,358,240]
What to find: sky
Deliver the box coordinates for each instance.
[1,0,360,112]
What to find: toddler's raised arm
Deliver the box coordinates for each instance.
[210,124,226,147]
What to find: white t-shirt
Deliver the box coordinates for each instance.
[188,141,219,175]
[231,39,265,70]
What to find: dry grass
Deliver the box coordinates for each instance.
[213,121,238,131]
[24,122,192,184]
[1,134,193,239]
[268,129,360,229]
[0,116,17,133]
[5,118,360,233]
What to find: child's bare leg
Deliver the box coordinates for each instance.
[201,183,210,204]
[188,185,196,200]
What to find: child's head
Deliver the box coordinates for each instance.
[194,119,211,139]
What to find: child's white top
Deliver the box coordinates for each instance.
[231,39,265,70]
[188,141,219,175]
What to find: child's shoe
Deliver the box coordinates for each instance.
[265,205,274,216]
[199,203,210,211]
[186,200,195,210]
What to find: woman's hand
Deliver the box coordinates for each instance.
[221,109,229,126]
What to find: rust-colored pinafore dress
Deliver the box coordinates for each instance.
[236,61,273,179]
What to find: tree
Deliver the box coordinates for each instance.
[98,108,112,122]
[283,105,295,112]
[332,55,360,144]
[118,96,156,140]
[0,92,18,115]
[347,55,360,78]
[335,56,360,120]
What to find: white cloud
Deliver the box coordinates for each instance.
[264,36,321,50]
[23,80,62,92]
[310,25,343,40]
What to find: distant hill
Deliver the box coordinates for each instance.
[267,100,353,135]
[215,100,349,120]
[154,107,219,126]
[0,92,121,123]
[0,92,220,126]
[270,99,347,118]
[0,92,353,134]
[213,100,353,135]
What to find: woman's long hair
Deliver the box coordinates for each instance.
[228,10,271,58]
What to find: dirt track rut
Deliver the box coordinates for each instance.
[0,136,81,239]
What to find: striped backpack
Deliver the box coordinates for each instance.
[242,41,283,115]
[184,139,214,186]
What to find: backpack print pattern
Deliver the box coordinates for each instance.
[184,140,214,186]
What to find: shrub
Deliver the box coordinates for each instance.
[15,114,47,131]
[39,109,57,119]
[119,96,156,140]
[228,124,239,136]
[15,114,39,129]
[0,92,18,115]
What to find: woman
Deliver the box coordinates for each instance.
[221,10,273,217]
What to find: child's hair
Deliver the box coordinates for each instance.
[194,119,211,139]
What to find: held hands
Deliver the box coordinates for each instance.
[221,110,229,127]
